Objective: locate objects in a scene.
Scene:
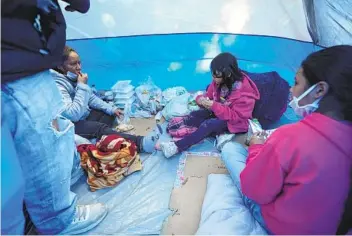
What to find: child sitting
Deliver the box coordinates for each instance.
[158,52,260,158]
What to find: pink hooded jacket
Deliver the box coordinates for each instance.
[196,73,260,133]
[241,113,352,234]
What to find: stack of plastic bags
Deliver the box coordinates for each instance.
[134,78,162,115]
[110,78,203,121]
[111,80,135,109]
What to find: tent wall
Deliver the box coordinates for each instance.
[62,0,316,90]
[62,0,311,41]
[303,0,352,47]
[67,34,317,90]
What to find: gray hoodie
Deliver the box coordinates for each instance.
[51,70,116,122]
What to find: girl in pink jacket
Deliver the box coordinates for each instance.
[240,45,352,234]
[159,52,260,158]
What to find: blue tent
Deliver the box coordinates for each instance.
[2,0,351,234]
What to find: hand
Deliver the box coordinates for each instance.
[114,109,124,118]
[37,0,58,14]
[77,73,88,84]
[202,99,214,110]
[249,132,267,146]
[197,96,206,105]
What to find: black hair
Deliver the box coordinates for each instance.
[301,45,352,122]
[210,52,242,90]
[302,45,352,234]
[62,45,76,62]
[54,45,76,74]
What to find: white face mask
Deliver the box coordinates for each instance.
[289,84,321,118]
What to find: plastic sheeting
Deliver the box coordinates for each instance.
[70,122,219,234]
[67,33,316,92]
[61,0,311,41]
[303,0,352,47]
[196,174,267,235]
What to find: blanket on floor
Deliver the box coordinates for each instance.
[77,134,142,191]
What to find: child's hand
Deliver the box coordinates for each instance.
[197,96,206,106]
[202,99,214,109]
[249,132,267,146]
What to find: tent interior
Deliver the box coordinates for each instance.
[2,0,351,235]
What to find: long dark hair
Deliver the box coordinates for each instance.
[210,52,243,91]
[302,45,352,234]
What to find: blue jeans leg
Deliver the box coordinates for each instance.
[221,142,268,232]
[1,70,77,234]
[1,121,26,235]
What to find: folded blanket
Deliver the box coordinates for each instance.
[77,134,142,191]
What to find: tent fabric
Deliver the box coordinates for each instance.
[60,0,311,41]
[70,123,218,234]
[2,0,351,235]
[61,0,317,94]
[303,0,352,47]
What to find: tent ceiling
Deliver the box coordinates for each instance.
[61,0,312,42]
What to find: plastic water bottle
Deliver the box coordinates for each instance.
[121,102,131,124]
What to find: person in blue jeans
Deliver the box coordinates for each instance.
[1,0,110,234]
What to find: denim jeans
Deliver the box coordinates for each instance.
[221,141,268,232]
[1,121,26,235]
[1,70,77,234]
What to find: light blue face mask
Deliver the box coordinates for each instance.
[66,71,78,81]
[289,84,322,118]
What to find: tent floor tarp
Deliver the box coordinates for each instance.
[70,118,221,234]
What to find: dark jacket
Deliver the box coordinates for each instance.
[1,0,90,84]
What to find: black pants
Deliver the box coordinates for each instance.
[86,109,116,127]
[74,109,144,151]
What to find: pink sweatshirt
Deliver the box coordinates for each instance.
[196,73,260,133]
[241,113,352,234]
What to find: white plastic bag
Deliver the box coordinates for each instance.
[130,103,153,118]
[135,77,162,114]
[161,93,200,121]
[120,102,132,124]
[161,86,187,106]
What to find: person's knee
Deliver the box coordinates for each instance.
[221,141,248,162]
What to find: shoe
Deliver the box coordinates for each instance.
[59,203,108,235]
[142,124,163,153]
[160,141,178,158]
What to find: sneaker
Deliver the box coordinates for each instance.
[160,141,178,158]
[142,124,163,153]
[59,203,108,235]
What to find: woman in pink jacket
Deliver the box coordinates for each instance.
[239,45,352,234]
[159,52,260,158]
